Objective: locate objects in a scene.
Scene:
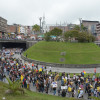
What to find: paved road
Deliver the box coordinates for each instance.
[14,54,100,74]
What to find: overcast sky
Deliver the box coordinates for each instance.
[0,0,100,26]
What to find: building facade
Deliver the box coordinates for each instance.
[7,25,17,33]
[42,25,50,33]
[0,16,7,37]
[14,24,33,36]
[25,26,32,36]
[20,25,25,34]
[82,20,99,35]
[96,23,100,40]
[7,25,17,38]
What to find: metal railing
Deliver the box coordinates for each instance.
[0,38,39,41]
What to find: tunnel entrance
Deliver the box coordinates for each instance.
[1,42,26,50]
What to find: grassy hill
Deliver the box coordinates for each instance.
[24,41,100,64]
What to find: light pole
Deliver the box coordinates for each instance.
[79,18,82,32]
[39,17,42,34]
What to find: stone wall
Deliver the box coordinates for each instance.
[21,54,100,68]
[26,41,38,48]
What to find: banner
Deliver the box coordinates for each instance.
[61,86,67,89]
[52,82,57,88]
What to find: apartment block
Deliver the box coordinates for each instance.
[0,16,7,37]
[82,20,99,35]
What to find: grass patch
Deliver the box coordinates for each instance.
[24,41,100,64]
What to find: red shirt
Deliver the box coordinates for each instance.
[94,68,96,73]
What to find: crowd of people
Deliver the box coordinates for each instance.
[0,47,100,99]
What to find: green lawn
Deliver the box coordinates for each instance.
[0,81,77,100]
[24,41,100,64]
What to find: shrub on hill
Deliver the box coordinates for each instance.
[64,30,95,43]
[3,77,24,94]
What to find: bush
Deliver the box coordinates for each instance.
[3,77,24,94]
[77,32,95,42]
[64,30,95,43]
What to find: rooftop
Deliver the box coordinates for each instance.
[82,20,99,23]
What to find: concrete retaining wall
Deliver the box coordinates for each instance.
[21,54,100,68]
[26,41,38,49]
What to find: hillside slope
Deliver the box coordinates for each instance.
[24,41,100,64]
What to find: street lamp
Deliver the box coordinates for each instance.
[39,17,42,34]
[79,18,82,32]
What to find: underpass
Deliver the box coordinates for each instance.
[0,39,38,50]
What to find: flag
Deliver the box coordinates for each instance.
[21,75,24,81]
[83,70,86,74]
[23,66,25,69]
[39,68,42,72]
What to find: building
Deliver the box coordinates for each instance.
[96,23,100,40]
[42,23,76,34]
[25,26,32,36]
[15,25,32,36]
[49,25,68,33]
[67,24,76,30]
[96,23,100,33]
[82,20,99,36]
[0,16,7,37]
[42,25,50,33]
[19,25,25,34]
[7,25,17,38]
[7,25,17,33]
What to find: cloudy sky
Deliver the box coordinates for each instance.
[0,0,100,26]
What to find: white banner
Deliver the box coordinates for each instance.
[61,86,67,89]
[52,82,57,88]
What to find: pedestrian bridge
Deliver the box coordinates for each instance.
[0,39,38,50]
[0,39,26,43]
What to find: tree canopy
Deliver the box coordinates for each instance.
[64,30,79,41]
[73,25,80,31]
[73,24,87,32]
[50,27,62,36]
[32,24,40,32]
[64,30,95,42]
[44,32,51,41]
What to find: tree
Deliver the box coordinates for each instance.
[73,25,80,31]
[86,33,95,42]
[81,24,88,32]
[64,30,79,41]
[73,24,87,32]
[77,32,87,42]
[64,30,95,43]
[50,28,62,41]
[44,32,51,41]
[32,24,40,34]
[77,32,95,42]
[64,31,72,41]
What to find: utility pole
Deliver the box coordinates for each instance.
[79,18,82,32]
[39,17,42,34]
